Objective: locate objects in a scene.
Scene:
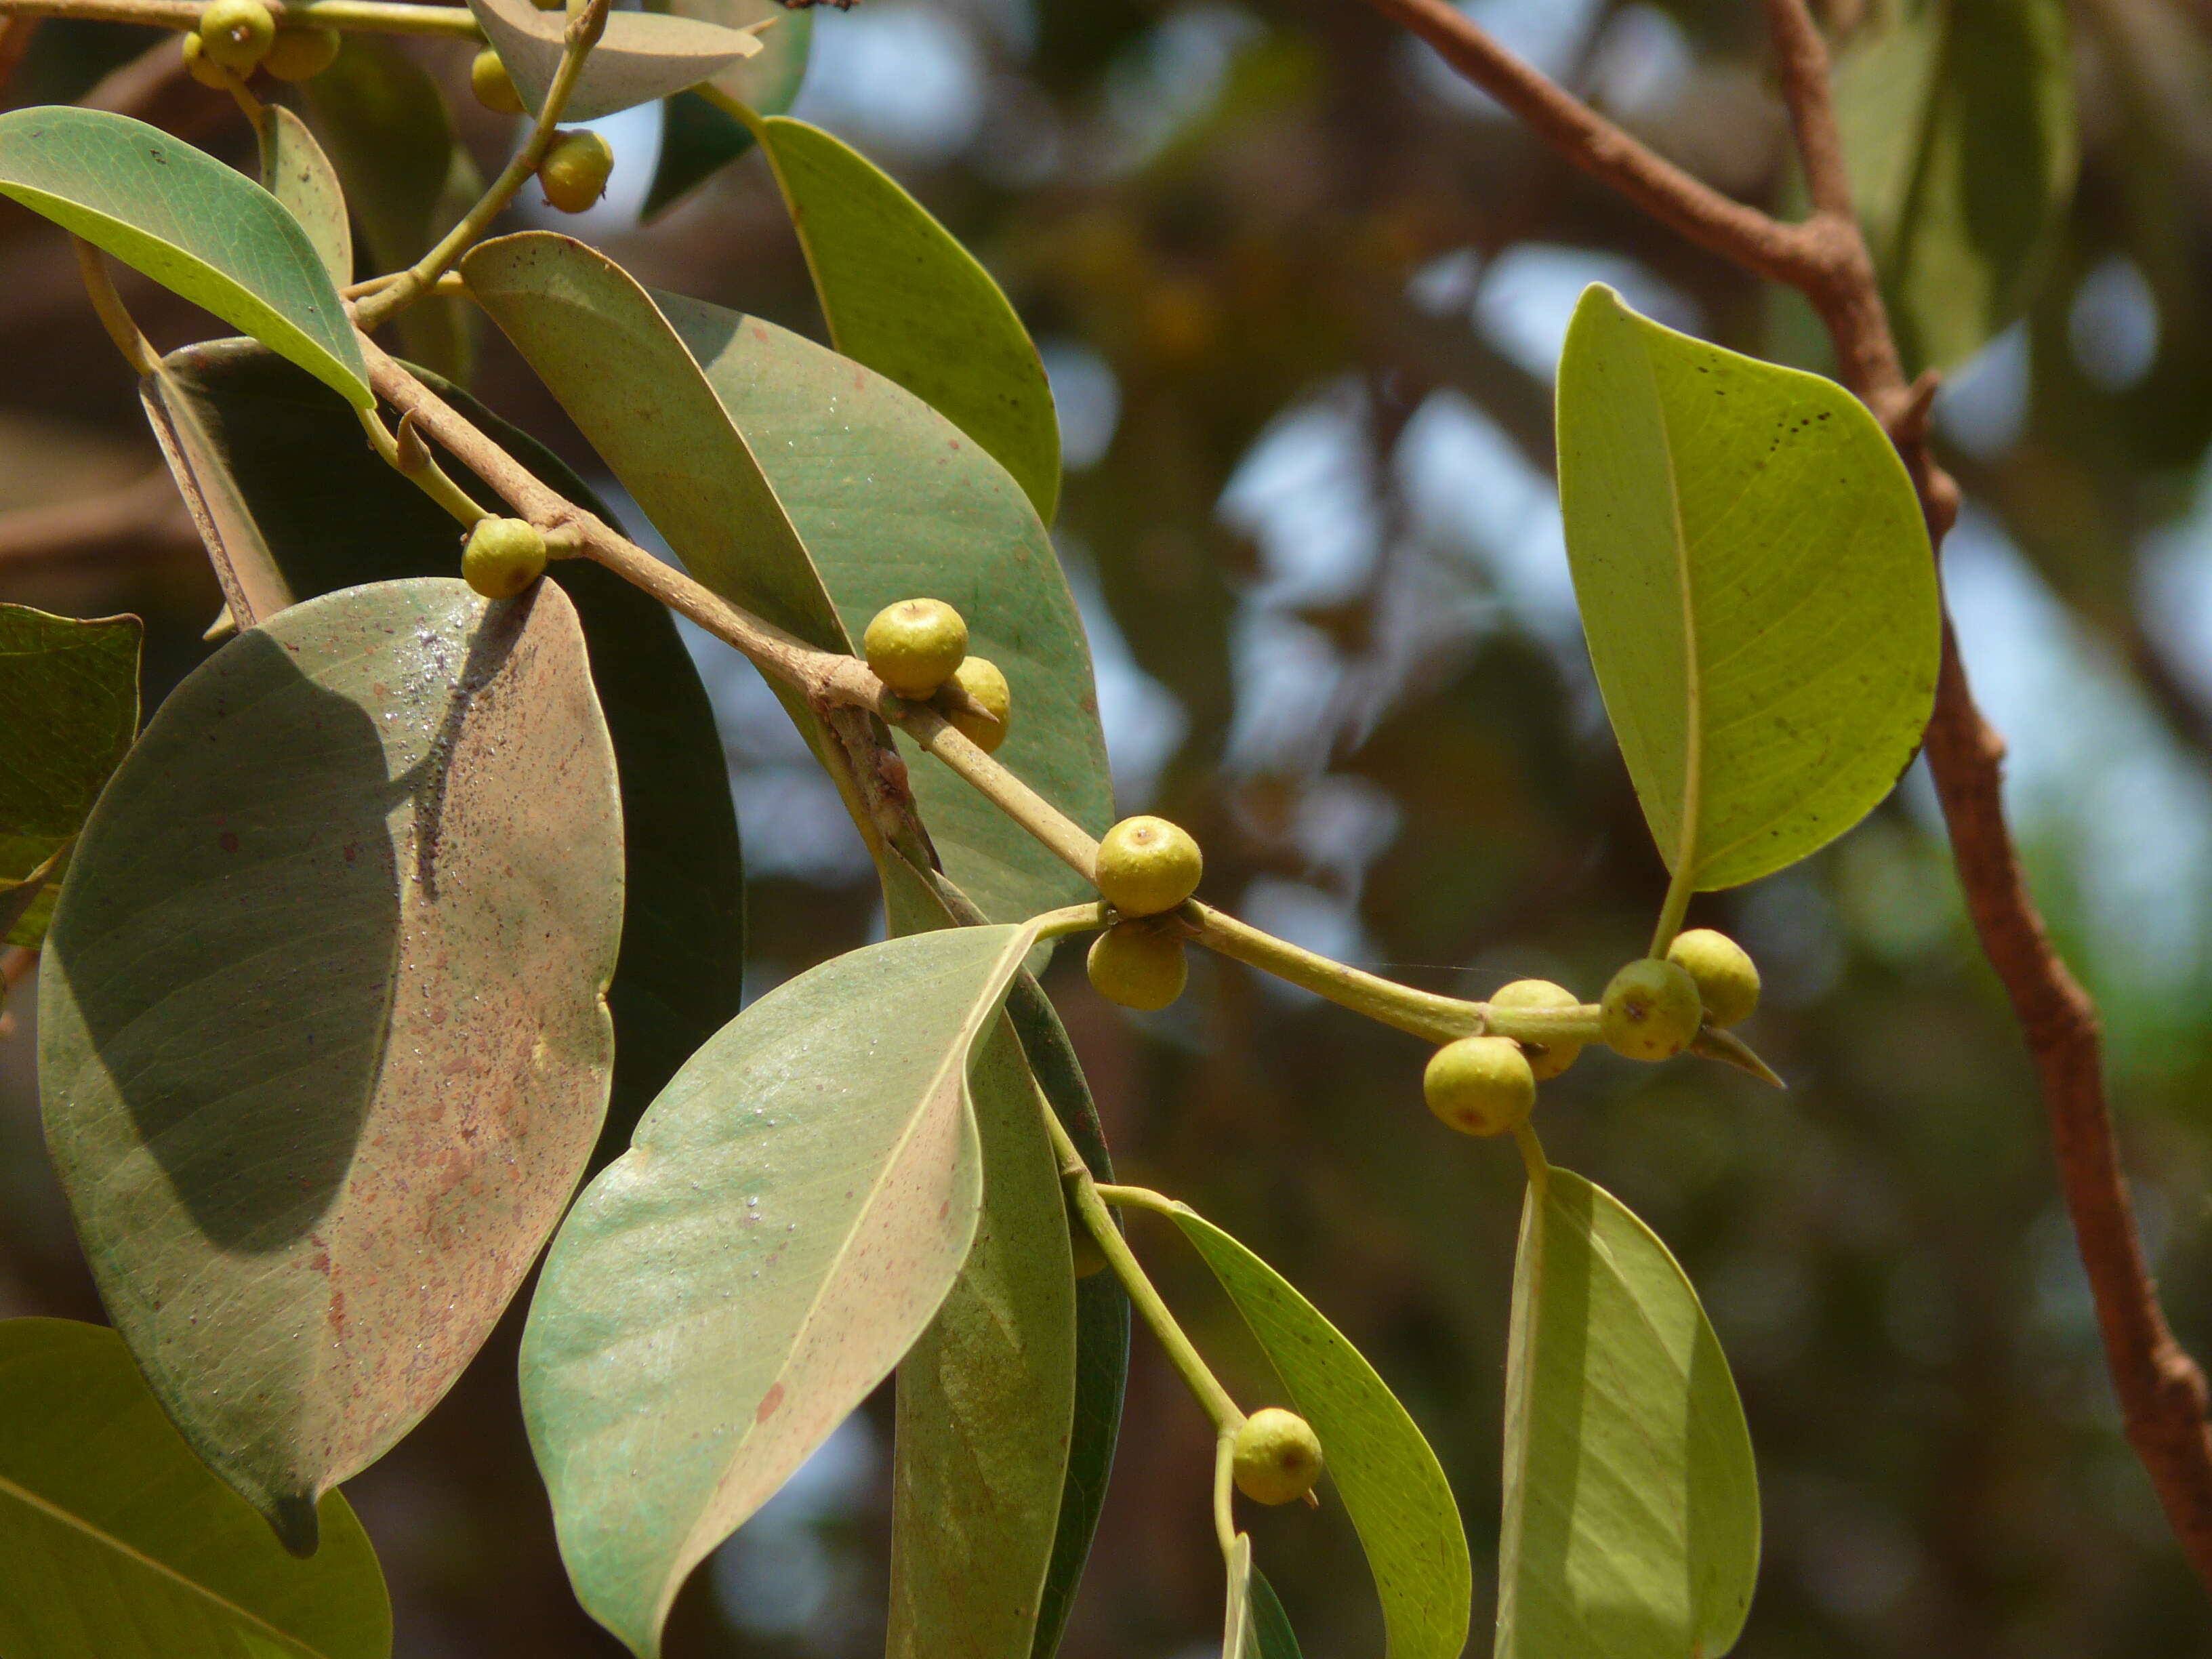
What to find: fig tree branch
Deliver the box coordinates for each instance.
[0,0,482,37]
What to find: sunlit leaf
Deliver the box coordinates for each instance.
[0,1319,390,1658]
[641,0,811,218]
[467,0,764,121]
[0,108,369,407]
[521,920,1050,1657]
[1496,1168,1760,1659]
[152,337,741,1164]
[1835,0,2076,374]
[1555,284,1939,892]
[40,577,623,1549]
[1168,1206,1470,1659]
[254,106,350,291]
[756,115,1062,521]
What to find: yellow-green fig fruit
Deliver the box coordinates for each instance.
[864,598,968,698]
[1488,977,1582,1080]
[1086,922,1187,1012]
[462,517,548,599]
[1599,958,1703,1061]
[941,655,1011,752]
[1423,1036,1536,1136]
[1233,1408,1324,1506]
[1666,928,1761,1027]
[470,47,527,113]
[180,32,237,88]
[197,0,274,73]
[1094,815,1202,917]
[262,24,339,79]
[537,129,614,215]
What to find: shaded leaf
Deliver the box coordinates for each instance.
[254,106,350,291]
[1,845,65,945]
[0,1318,390,1659]
[467,0,764,121]
[1836,0,2076,374]
[141,362,295,627]
[1223,1540,1305,1659]
[0,108,368,407]
[1250,1567,1303,1658]
[757,115,1062,521]
[40,577,623,1545]
[1169,1205,1471,1659]
[1496,1168,1760,1659]
[641,0,812,219]
[152,336,743,1164]
[521,920,1049,1656]
[1555,284,1940,892]
[305,38,480,383]
[0,604,140,882]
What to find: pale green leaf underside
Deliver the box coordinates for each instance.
[0,1319,390,1659]
[1496,1170,1760,1659]
[1170,1207,1471,1659]
[521,920,1049,1657]
[467,0,764,121]
[40,579,623,1542]
[0,109,368,408]
[760,115,1062,523]
[1556,284,1939,891]
[254,108,350,291]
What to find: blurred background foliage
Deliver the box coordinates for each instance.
[9,0,2212,1652]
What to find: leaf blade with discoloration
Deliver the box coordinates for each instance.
[467,0,764,121]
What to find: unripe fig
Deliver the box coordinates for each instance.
[941,654,1010,752]
[1423,1036,1535,1136]
[1599,958,1703,1061]
[180,33,237,88]
[1488,977,1582,1080]
[1094,815,1202,917]
[1666,928,1760,1027]
[262,24,339,79]
[1232,1408,1324,1506]
[864,598,968,698]
[197,0,275,73]
[537,129,613,215]
[1087,921,1187,1011]
[462,517,548,599]
[470,47,527,113]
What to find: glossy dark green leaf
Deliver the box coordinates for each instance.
[1250,1567,1303,1658]
[1556,285,1940,893]
[521,920,1051,1656]
[0,1319,390,1658]
[0,108,368,407]
[756,115,1062,521]
[150,336,743,1162]
[1496,1168,1760,1659]
[1169,1205,1471,1659]
[305,38,480,383]
[641,0,812,218]
[0,604,140,893]
[1835,0,2076,373]
[254,106,350,291]
[40,577,623,1547]
[468,0,765,121]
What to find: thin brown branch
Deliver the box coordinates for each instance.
[0,15,39,108]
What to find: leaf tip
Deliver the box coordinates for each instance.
[268,1489,322,1557]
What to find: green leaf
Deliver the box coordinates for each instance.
[1,845,65,945]
[520,920,1050,1656]
[641,0,812,218]
[467,0,766,121]
[1555,284,1940,893]
[1168,1206,1471,1659]
[1835,0,2076,374]
[0,108,369,408]
[756,115,1061,522]
[1496,1168,1760,1659]
[40,577,623,1547]
[0,604,139,880]
[304,38,480,384]
[652,292,1113,926]
[253,106,351,291]
[1250,1566,1303,1658]
[0,1319,390,1658]
[149,337,743,1164]
[141,361,297,627]
[1223,1538,1301,1659]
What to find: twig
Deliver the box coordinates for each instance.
[0,0,481,36]
[0,15,39,106]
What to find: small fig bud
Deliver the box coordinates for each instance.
[1086,920,1187,1011]
[941,654,1010,752]
[537,129,614,215]
[1094,815,1202,918]
[864,598,968,698]
[462,517,548,599]
[1232,1408,1324,1506]
[197,0,275,73]
[1599,958,1703,1061]
[470,47,527,113]
[1423,1036,1535,1136]
[1488,977,1582,1080]
[180,32,237,88]
[262,24,340,80]
[1067,1209,1109,1277]
[1665,928,1760,1027]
